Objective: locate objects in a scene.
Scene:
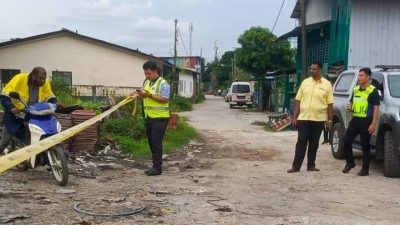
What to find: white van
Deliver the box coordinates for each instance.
[228,82,253,109]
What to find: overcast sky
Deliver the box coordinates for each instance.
[0,0,298,61]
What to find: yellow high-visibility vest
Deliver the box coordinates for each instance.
[352,85,375,118]
[143,77,170,119]
[1,73,55,110]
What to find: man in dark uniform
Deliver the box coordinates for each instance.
[135,61,170,176]
[342,67,380,176]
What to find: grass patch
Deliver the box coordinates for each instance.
[169,94,206,112]
[194,93,206,104]
[51,80,103,110]
[100,117,196,159]
[170,96,193,112]
[252,120,274,131]
[251,121,267,126]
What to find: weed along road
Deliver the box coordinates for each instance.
[1,96,400,225]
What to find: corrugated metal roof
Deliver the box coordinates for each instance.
[278,21,330,40]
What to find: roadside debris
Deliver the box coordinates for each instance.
[73,201,145,217]
[205,196,232,212]
[97,163,125,170]
[148,190,172,196]
[56,189,76,194]
[0,214,30,224]
[215,205,233,212]
[102,197,126,203]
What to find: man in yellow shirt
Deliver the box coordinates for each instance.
[287,61,334,173]
[0,67,56,154]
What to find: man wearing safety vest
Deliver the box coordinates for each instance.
[342,67,380,176]
[135,61,170,176]
[0,67,57,154]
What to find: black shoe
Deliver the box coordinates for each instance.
[145,168,162,176]
[357,170,369,176]
[287,167,300,173]
[342,163,356,173]
[307,166,320,172]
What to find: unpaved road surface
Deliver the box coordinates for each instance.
[1,96,400,225]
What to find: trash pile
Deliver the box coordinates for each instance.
[68,142,136,179]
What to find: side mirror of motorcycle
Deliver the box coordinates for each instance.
[9,92,21,100]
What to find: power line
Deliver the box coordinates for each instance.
[272,0,286,33]
[178,28,189,56]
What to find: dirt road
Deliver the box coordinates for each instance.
[1,96,400,225]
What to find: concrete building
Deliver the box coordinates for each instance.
[178,68,197,98]
[162,56,202,98]
[0,29,166,96]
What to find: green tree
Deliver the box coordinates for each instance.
[235,26,295,75]
[216,51,235,87]
[234,68,252,81]
[203,62,213,83]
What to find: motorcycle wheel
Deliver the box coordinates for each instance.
[48,145,68,186]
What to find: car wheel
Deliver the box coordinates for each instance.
[383,130,400,177]
[330,122,345,159]
[229,104,233,109]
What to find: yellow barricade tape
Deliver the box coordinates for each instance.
[132,99,137,116]
[0,98,134,174]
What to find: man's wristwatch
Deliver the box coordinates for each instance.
[328,120,333,124]
[148,94,153,99]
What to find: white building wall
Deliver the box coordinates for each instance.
[305,0,333,25]
[178,72,193,98]
[348,0,400,69]
[0,35,149,88]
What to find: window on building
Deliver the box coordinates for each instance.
[0,69,21,84]
[179,80,183,92]
[52,71,72,86]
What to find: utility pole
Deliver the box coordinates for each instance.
[300,0,307,80]
[199,47,203,94]
[189,22,193,56]
[214,40,219,61]
[173,19,178,96]
[231,53,235,82]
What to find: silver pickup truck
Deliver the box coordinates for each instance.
[330,66,400,177]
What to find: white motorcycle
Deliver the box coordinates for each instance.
[2,92,68,186]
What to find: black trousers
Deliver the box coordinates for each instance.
[344,117,372,171]
[145,118,169,170]
[292,120,325,169]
